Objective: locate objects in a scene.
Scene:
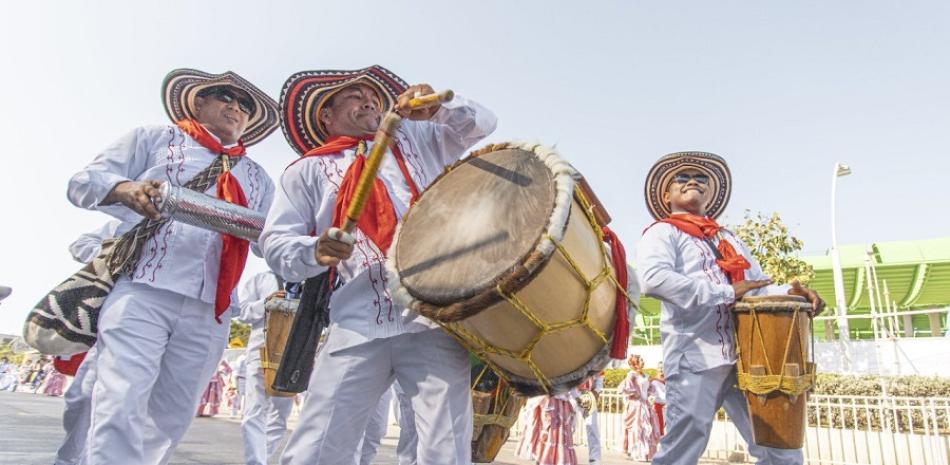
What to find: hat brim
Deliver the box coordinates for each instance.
[162,69,279,146]
[644,151,731,220]
[279,65,408,155]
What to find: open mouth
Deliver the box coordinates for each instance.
[223,113,240,124]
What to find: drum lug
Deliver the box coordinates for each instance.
[750,366,768,406]
[785,363,801,404]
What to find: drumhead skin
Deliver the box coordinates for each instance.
[734,295,811,313]
[394,148,557,306]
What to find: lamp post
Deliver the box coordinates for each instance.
[831,162,852,340]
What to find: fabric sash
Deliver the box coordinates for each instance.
[657,213,750,283]
[300,135,419,254]
[177,119,250,321]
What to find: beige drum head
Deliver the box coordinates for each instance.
[395,148,556,306]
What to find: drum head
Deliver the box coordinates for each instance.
[395,148,556,305]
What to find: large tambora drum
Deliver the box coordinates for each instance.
[388,142,623,395]
[734,295,816,449]
[260,298,298,398]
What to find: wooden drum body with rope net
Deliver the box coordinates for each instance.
[388,142,622,396]
[260,298,298,398]
[734,295,815,449]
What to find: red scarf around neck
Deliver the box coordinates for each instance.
[658,213,751,283]
[177,119,250,322]
[300,135,419,254]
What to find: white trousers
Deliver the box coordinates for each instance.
[86,280,230,465]
[54,346,98,465]
[279,328,472,465]
[652,363,804,465]
[358,380,418,465]
[584,406,601,463]
[393,381,418,465]
[357,385,393,465]
[242,350,295,465]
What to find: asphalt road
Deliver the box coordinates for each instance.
[0,390,732,465]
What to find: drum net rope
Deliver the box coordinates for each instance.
[735,302,816,397]
[439,186,635,394]
[471,365,522,429]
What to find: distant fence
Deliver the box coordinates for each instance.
[511,389,950,465]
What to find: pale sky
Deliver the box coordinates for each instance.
[1,0,948,335]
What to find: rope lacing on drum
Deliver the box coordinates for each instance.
[437,185,634,394]
[734,302,815,397]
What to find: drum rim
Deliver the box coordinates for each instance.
[387,141,578,323]
[733,295,812,313]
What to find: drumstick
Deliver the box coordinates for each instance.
[406,89,454,110]
[341,112,403,233]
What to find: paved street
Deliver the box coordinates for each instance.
[0,390,731,465]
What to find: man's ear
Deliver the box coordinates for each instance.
[662,189,671,206]
[193,96,205,114]
[319,107,332,127]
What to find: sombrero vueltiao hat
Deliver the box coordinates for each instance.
[162,68,280,146]
[280,65,409,155]
[644,151,732,220]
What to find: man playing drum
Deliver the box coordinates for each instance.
[260,65,496,465]
[67,68,279,464]
[236,270,296,465]
[635,152,824,465]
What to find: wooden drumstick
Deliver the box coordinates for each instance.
[406,89,454,110]
[341,112,403,233]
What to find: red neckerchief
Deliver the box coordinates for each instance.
[657,213,751,283]
[177,119,249,321]
[299,135,419,254]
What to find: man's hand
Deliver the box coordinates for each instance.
[788,280,826,316]
[732,279,772,300]
[267,290,287,300]
[315,227,355,267]
[395,83,439,120]
[102,180,163,220]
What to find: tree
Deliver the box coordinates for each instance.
[229,320,251,348]
[731,211,814,285]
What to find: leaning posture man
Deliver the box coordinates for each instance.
[237,270,296,465]
[261,65,496,465]
[67,69,278,465]
[635,152,824,465]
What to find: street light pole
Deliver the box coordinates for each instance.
[831,162,852,340]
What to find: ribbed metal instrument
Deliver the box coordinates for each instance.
[157,182,265,242]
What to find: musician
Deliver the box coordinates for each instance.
[54,221,126,465]
[635,152,824,465]
[237,270,296,465]
[66,69,278,464]
[576,373,604,465]
[260,65,496,465]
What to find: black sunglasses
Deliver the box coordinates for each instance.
[199,87,256,115]
[671,173,710,185]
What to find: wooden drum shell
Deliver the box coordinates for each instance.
[734,296,814,449]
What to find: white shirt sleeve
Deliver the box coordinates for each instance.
[636,223,736,309]
[410,95,498,166]
[260,160,326,283]
[67,126,162,222]
[68,220,124,263]
[237,272,271,325]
